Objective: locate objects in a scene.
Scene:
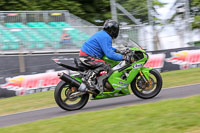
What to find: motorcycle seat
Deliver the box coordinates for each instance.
[57,60,79,71]
[54,57,82,71]
[74,58,88,71]
[54,57,101,71]
[79,57,104,69]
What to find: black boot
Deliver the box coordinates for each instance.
[78,70,97,92]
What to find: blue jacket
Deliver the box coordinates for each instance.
[81,30,123,61]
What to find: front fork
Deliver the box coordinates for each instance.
[139,71,148,83]
[139,67,153,83]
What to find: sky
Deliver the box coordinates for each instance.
[141,0,179,50]
[142,0,199,50]
[157,0,176,19]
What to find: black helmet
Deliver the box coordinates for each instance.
[103,19,119,39]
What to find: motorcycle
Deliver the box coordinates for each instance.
[53,41,162,111]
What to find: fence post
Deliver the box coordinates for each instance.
[22,12,26,24]
[0,13,3,24]
[18,45,25,73]
[18,53,26,73]
[64,11,69,23]
[43,12,48,23]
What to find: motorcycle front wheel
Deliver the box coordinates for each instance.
[131,69,162,99]
[54,81,89,111]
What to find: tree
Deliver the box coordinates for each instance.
[190,0,200,29]
[74,0,111,25]
[0,0,84,19]
[0,0,167,25]
[169,0,200,29]
[0,0,32,10]
[167,0,200,46]
[117,0,166,24]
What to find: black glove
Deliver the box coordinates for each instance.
[116,49,129,55]
[123,51,135,63]
[115,49,121,54]
[123,55,130,63]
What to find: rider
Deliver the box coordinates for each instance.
[78,19,128,93]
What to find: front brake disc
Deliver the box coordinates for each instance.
[137,77,154,91]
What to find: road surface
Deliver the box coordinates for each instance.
[0,84,200,128]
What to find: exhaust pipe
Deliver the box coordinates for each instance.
[58,72,97,95]
[58,72,81,88]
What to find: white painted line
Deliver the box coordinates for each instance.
[163,83,200,90]
[0,106,57,117]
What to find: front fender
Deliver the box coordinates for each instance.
[140,67,153,81]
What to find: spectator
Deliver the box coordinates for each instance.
[60,29,72,46]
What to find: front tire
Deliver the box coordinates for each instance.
[131,69,162,99]
[54,81,89,111]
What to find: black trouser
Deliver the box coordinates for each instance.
[79,56,111,91]
[79,56,110,74]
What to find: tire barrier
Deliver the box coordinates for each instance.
[0,46,200,98]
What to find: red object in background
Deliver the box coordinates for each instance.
[7,13,18,16]
[166,50,200,69]
[1,72,61,95]
[168,50,200,64]
[144,53,165,68]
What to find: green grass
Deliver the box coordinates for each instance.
[1,95,200,133]
[161,67,200,88]
[0,90,56,116]
[0,67,199,116]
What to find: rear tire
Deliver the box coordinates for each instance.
[54,81,89,111]
[131,69,162,99]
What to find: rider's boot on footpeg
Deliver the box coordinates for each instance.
[78,71,98,92]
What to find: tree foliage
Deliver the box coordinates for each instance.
[190,0,200,29]
[0,0,166,25]
[169,0,200,29]
[0,0,84,15]
[76,0,111,24]
[117,0,166,24]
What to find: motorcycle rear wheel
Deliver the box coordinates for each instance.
[131,69,162,99]
[54,81,89,111]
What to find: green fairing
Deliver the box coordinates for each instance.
[54,46,163,111]
[129,47,145,52]
[102,56,120,67]
[94,48,152,99]
[72,48,152,100]
[141,67,153,81]
[73,76,82,83]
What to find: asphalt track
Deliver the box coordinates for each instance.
[0,83,200,128]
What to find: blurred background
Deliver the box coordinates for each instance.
[0,0,199,98]
[0,0,199,53]
[0,1,200,131]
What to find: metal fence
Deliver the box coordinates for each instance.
[0,11,95,25]
[0,26,140,52]
[0,11,141,53]
[0,10,99,35]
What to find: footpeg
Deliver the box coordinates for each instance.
[70,92,86,99]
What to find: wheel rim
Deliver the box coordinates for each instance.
[60,85,82,106]
[136,73,158,94]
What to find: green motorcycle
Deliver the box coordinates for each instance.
[53,43,162,111]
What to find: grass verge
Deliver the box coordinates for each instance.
[162,67,200,88]
[0,67,200,116]
[1,95,200,133]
